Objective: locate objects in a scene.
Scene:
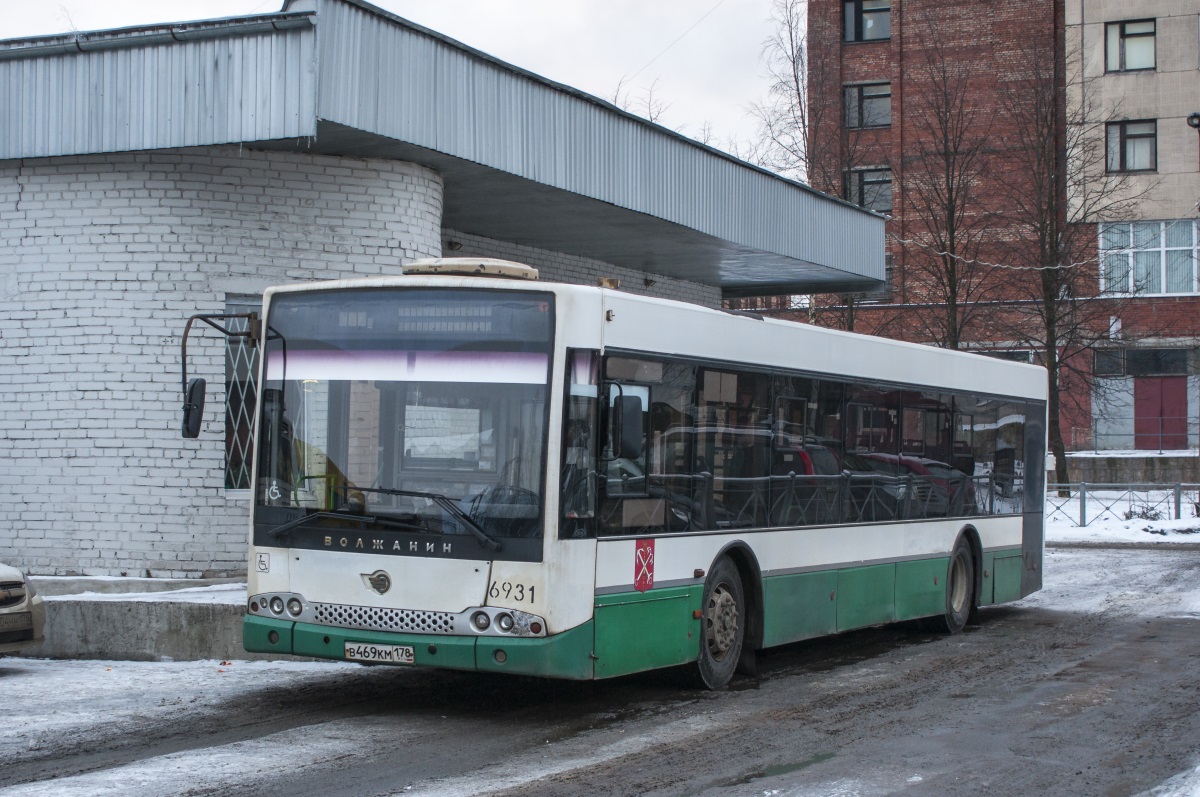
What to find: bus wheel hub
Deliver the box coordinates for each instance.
[707,584,739,657]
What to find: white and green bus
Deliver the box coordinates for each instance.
[189,259,1047,688]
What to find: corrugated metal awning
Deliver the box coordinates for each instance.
[0,0,885,297]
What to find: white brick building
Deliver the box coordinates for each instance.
[0,0,883,577]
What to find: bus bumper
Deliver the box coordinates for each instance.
[244,615,595,680]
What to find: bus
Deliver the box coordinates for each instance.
[183,258,1047,689]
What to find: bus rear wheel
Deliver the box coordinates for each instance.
[940,536,975,634]
[697,557,744,689]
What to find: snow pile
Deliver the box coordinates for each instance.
[1046,515,1200,545]
[1135,764,1200,797]
[1045,484,1200,545]
[42,583,247,605]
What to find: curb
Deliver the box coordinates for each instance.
[1046,541,1200,552]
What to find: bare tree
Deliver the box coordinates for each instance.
[992,37,1160,484]
[808,287,909,336]
[638,78,672,125]
[608,75,632,111]
[750,0,879,193]
[896,21,999,349]
[609,76,673,126]
[742,0,890,321]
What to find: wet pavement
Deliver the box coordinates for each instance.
[2,547,1199,797]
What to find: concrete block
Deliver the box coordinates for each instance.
[24,598,282,662]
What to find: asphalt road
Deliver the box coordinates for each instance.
[2,546,1199,797]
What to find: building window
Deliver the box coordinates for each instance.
[982,350,1034,364]
[847,168,892,213]
[1094,348,1191,377]
[1106,120,1156,172]
[844,0,890,42]
[845,82,891,128]
[1106,20,1155,72]
[1093,348,1124,376]
[225,297,261,490]
[1101,220,1199,295]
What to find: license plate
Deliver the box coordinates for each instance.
[0,612,32,632]
[344,642,415,665]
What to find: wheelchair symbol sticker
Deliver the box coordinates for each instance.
[256,553,270,573]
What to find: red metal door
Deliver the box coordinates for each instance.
[1133,376,1187,450]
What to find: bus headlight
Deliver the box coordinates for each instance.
[463,608,546,637]
[248,592,309,621]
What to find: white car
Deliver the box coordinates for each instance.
[0,562,45,655]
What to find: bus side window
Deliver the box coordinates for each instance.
[697,368,771,529]
[597,356,700,535]
[605,383,650,495]
[951,411,974,476]
[561,350,600,538]
[598,356,655,534]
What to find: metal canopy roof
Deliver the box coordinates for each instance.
[0,0,885,297]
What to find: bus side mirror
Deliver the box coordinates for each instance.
[182,378,206,438]
[611,394,644,460]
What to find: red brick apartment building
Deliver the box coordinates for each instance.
[781,0,1200,479]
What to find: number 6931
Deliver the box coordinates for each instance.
[488,580,534,604]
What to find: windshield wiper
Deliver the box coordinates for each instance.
[264,510,436,541]
[264,510,377,541]
[355,487,502,552]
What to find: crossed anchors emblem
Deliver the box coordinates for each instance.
[634,540,655,592]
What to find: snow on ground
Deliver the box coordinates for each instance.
[1136,764,1200,797]
[0,657,382,797]
[1046,514,1200,545]
[7,504,1200,795]
[1045,490,1200,546]
[1067,449,1196,458]
[42,583,247,605]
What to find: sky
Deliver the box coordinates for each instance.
[3,0,779,148]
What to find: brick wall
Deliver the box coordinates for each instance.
[0,146,444,577]
[809,0,1063,322]
[0,144,722,578]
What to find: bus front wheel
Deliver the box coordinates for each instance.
[940,536,975,634]
[697,557,744,689]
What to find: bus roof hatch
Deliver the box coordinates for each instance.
[403,258,540,280]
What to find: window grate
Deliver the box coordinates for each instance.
[225,299,260,490]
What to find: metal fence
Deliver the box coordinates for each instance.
[1046,483,1200,527]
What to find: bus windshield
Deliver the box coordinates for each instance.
[253,288,554,559]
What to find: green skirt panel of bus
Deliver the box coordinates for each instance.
[592,586,702,678]
[990,553,1025,604]
[756,548,1026,652]
[974,549,1025,606]
[244,547,1026,680]
[759,561,942,647]
[588,547,1027,678]
[244,616,596,680]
